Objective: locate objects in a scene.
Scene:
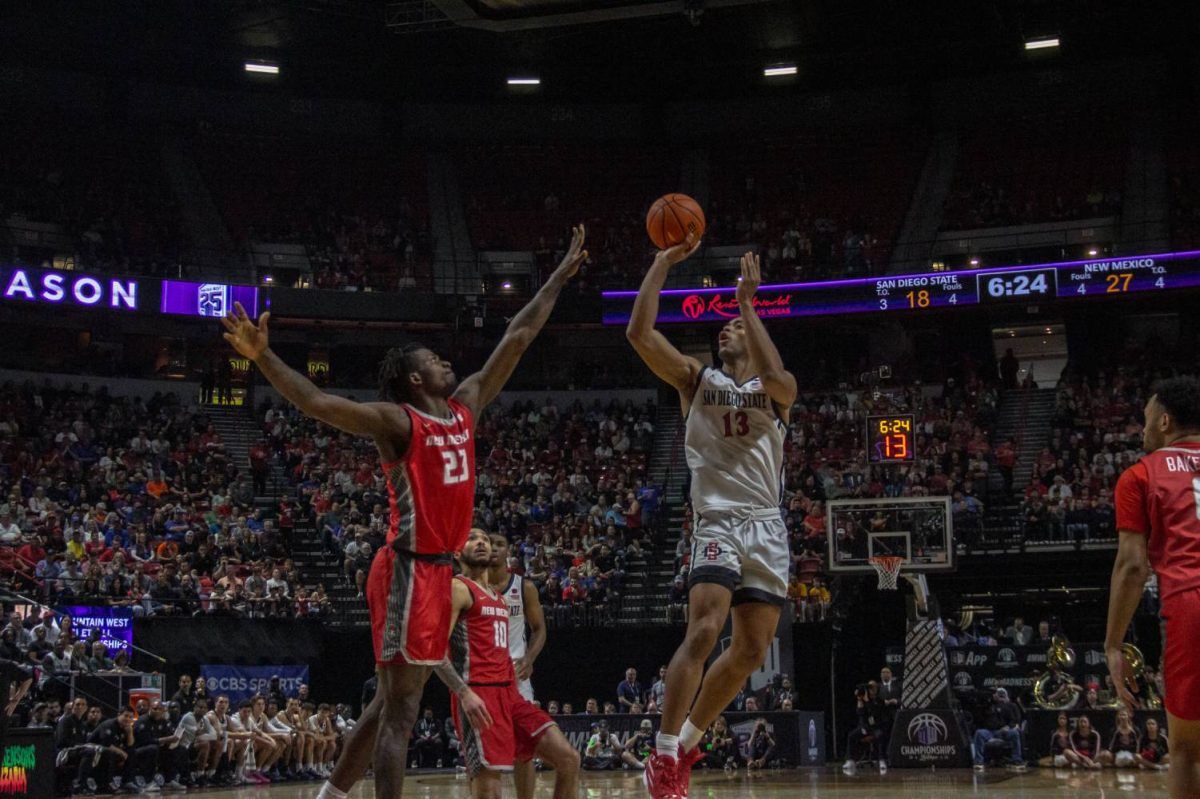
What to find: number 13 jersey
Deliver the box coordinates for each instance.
[382,398,475,554]
[684,368,785,514]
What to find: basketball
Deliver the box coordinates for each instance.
[646,193,706,250]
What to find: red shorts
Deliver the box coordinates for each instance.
[1162,587,1200,720]
[366,547,453,665]
[452,684,556,776]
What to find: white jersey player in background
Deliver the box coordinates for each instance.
[627,244,796,799]
[487,531,548,799]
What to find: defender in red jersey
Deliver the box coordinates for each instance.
[448,530,579,799]
[1105,376,1200,799]
[220,225,587,799]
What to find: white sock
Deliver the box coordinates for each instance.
[656,733,680,760]
[679,719,704,753]
[317,781,349,799]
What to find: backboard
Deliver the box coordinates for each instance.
[825,496,954,574]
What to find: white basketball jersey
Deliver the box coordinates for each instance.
[685,368,786,513]
[502,574,528,660]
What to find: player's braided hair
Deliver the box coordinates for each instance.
[1152,376,1200,431]
[377,343,429,404]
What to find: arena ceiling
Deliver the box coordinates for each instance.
[0,0,1193,102]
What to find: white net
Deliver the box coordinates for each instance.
[870,556,904,590]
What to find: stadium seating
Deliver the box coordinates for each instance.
[942,112,1125,230]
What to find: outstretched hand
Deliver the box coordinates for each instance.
[553,224,589,278]
[736,251,761,304]
[653,231,702,269]
[220,302,271,361]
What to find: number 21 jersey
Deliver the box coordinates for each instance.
[382,398,475,554]
[684,368,785,513]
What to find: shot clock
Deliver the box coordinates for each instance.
[867,414,916,463]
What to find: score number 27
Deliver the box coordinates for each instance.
[1075,272,1167,295]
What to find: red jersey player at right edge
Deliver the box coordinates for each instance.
[1105,376,1200,799]
[627,243,796,799]
[221,225,587,799]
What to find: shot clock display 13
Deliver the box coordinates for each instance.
[867,414,916,463]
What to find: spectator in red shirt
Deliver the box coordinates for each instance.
[562,576,587,604]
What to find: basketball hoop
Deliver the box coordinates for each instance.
[869,556,905,590]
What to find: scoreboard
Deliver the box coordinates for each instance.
[601,250,1200,325]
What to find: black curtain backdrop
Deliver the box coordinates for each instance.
[133,618,844,750]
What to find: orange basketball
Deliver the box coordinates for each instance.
[646,193,706,250]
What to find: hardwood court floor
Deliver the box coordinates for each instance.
[187,767,1173,799]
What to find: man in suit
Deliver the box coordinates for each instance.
[878,666,902,762]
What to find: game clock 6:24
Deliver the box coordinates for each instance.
[976,268,1058,303]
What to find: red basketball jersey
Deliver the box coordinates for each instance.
[381,398,475,555]
[1115,441,1200,600]
[450,575,515,685]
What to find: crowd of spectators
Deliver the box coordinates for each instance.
[942,114,1125,231]
[0,382,328,617]
[28,669,357,795]
[196,133,432,293]
[265,395,662,615]
[458,143,677,292]
[0,115,186,280]
[1016,367,1161,545]
[703,132,922,281]
[1170,136,1200,249]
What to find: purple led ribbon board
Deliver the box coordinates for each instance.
[601,250,1200,325]
[1,267,139,310]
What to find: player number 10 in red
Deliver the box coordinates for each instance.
[493,621,508,649]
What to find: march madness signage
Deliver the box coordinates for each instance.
[200,665,309,703]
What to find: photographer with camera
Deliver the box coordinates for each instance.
[842,681,886,774]
[745,719,776,771]
[971,688,1024,771]
[702,716,739,771]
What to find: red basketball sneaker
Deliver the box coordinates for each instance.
[643,753,683,799]
[677,745,706,797]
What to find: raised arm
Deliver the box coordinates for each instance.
[736,252,797,418]
[514,579,546,682]
[222,303,407,445]
[454,225,588,416]
[624,236,705,395]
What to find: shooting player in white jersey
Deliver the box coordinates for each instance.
[487,531,548,799]
[627,244,796,799]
